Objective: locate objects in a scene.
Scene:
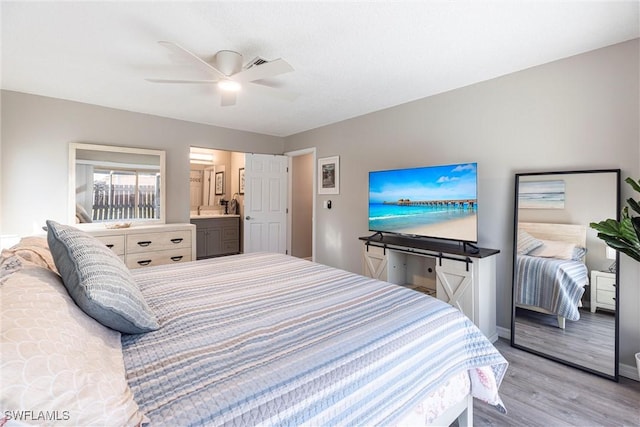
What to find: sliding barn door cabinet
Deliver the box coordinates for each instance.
[360,235,499,342]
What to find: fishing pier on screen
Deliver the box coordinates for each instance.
[383,199,477,210]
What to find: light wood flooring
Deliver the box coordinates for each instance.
[467,338,640,427]
[513,307,616,376]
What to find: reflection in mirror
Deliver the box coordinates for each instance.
[189,147,229,210]
[511,170,620,380]
[69,143,166,225]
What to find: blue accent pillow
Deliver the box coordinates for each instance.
[46,220,159,334]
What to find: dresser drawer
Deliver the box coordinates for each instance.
[127,230,191,254]
[596,276,616,292]
[95,235,125,255]
[125,247,192,269]
[596,289,615,305]
[84,223,196,270]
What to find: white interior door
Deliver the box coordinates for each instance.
[243,154,288,253]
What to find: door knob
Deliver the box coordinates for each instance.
[245,216,251,220]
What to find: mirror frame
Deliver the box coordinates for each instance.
[68,143,166,226]
[510,169,620,381]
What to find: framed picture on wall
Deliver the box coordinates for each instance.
[318,156,339,195]
[239,168,245,195]
[215,171,224,195]
[518,180,565,209]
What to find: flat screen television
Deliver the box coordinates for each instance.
[368,162,478,243]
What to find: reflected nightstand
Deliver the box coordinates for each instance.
[590,270,616,313]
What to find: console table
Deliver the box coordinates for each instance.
[359,234,500,342]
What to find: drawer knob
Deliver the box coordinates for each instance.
[137,260,152,266]
[105,244,114,249]
[137,241,152,247]
[170,238,183,244]
[170,256,183,262]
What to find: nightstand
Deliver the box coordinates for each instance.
[590,270,616,313]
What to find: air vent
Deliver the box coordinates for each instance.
[244,56,268,69]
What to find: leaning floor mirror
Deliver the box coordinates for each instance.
[511,169,620,380]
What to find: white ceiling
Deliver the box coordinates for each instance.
[2,1,638,137]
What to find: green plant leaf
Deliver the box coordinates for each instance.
[590,176,640,263]
[590,218,625,237]
[625,177,640,194]
[632,217,640,242]
[628,197,640,216]
[597,233,640,262]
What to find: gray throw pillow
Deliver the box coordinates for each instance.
[46,220,159,334]
[517,230,544,255]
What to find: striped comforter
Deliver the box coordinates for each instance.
[123,253,507,426]
[514,254,588,320]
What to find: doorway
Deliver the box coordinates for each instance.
[287,148,315,261]
[189,146,315,260]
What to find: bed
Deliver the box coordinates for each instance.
[1,222,508,427]
[514,222,589,329]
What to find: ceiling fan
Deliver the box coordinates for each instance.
[147,41,297,107]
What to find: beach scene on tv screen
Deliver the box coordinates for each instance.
[369,163,478,242]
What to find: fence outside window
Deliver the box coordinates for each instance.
[91,170,160,222]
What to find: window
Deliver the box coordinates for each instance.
[90,168,161,222]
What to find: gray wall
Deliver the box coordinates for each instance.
[1,90,283,236]
[284,40,640,372]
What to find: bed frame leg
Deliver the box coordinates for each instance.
[456,395,474,427]
[557,316,566,329]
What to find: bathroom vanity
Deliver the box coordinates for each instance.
[190,215,240,259]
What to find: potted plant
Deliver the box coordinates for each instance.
[590,176,640,379]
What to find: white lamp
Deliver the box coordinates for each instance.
[605,246,617,272]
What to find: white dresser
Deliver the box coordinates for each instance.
[85,223,196,269]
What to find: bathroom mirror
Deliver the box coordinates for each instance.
[511,169,620,380]
[190,147,231,209]
[69,143,166,225]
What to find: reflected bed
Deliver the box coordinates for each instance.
[514,222,588,329]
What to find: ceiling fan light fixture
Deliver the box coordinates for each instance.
[218,80,241,92]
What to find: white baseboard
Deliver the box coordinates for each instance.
[493,325,639,382]
[619,362,639,381]
[497,326,510,339]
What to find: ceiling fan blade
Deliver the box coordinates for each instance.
[248,82,299,102]
[232,58,294,83]
[220,91,237,107]
[146,78,217,84]
[158,41,226,80]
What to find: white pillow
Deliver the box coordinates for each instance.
[528,239,577,260]
[0,260,148,426]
